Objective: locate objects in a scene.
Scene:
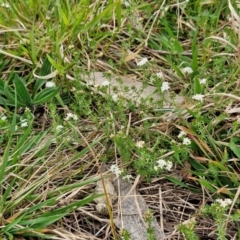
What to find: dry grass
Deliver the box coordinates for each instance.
[1,0,240,239]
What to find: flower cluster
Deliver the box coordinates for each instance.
[178,130,186,138]
[178,131,191,145]
[137,57,148,66]
[112,94,118,102]
[1,3,10,8]
[101,80,110,87]
[0,115,7,121]
[154,159,173,171]
[64,113,78,121]
[136,140,145,148]
[181,66,193,74]
[156,72,164,79]
[215,198,232,208]
[56,125,64,132]
[199,78,207,85]
[192,94,204,102]
[110,164,123,177]
[122,174,133,181]
[161,82,170,92]
[183,137,191,145]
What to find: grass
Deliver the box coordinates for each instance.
[0,0,240,239]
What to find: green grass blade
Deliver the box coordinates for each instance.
[14,74,32,107]
[33,87,60,104]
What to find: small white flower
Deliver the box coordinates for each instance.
[216,198,232,208]
[178,131,186,138]
[112,94,119,102]
[110,133,115,138]
[181,67,193,74]
[183,137,191,145]
[199,78,207,85]
[156,159,166,169]
[1,115,7,121]
[21,121,28,127]
[192,94,204,102]
[56,125,64,132]
[64,113,73,120]
[72,114,78,120]
[154,165,159,171]
[124,0,131,7]
[137,57,148,66]
[45,81,56,88]
[87,80,94,86]
[156,159,173,171]
[25,107,31,112]
[161,82,170,92]
[68,45,74,49]
[136,140,145,148]
[110,164,123,177]
[149,76,155,84]
[122,174,133,181]
[165,161,173,171]
[156,72,164,79]
[64,113,78,121]
[101,80,110,86]
[1,3,10,8]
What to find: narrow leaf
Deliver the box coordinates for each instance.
[33,87,60,104]
[14,74,32,107]
[229,140,240,158]
[194,78,202,94]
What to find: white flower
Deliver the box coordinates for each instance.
[101,80,110,86]
[64,113,78,121]
[110,133,115,138]
[45,81,56,88]
[21,121,28,127]
[122,174,133,181]
[178,131,186,138]
[216,198,232,208]
[112,94,118,102]
[199,78,207,85]
[87,80,94,86]
[161,82,170,92]
[192,94,204,102]
[181,67,193,74]
[156,159,166,169]
[183,137,191,145]
[56,125,64,132]
[72,114,78,120]
[64,113,73,120]
[154,165,159,171]
[136,140,145,148]
[1,3,10,8]
[156,72,164,79]
[165,161,173,171]
[156,159,173,171]
[137,57,148,66]
[124,0,131,7]
[110,164,123,177]
[1,115,7,121]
